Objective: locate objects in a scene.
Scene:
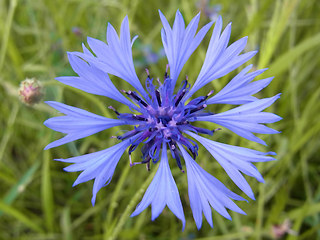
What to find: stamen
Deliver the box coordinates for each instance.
[190,148,197,159]
[129,144,139,155]
[129,154,133,167]
[119,128,142,140]
[187,90,212,106]
[155,89,161,106]
[175,89,186,107]
[191,126,214,136]
[126,91,148,107]
[145,68,150,78]
[174,79,189,107]
[146,161,150,171]
[130,155,151,167]
[133,114,147,121]
[164,64,169,79]
[207,90,214,97]
[176,120,189,125]
[189,104,207,114]
[108,106,120,115]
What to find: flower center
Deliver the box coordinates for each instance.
[110,69,214,171]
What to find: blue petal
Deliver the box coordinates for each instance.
[55,137,135,205]
[131,143,185,230]
[56,53,138,110]
[196,94,282,145]
[185,131,276,199]
[207,65,273,105]
[159,10,213,90]
[71,16,147,99]
[81,43,94,56]
[185,16,257,100]
[178,143,246,229]
[44,101,132,149]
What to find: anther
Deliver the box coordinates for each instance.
[155,89,161,106]
[176,121,188,125]
[130,156,151,167]
[146,161,150,171]
[197,91,214,103]
[129,144,137,155]
[108,106,120,115]
[175,89,186,107]
[125,91,148,107]
[207,90,214,97]
[145,68,150,78]
[200,91,214,103]
[189,104,207,114]
[133,114,147,121]
[164,64,169,79]
[129,154,133,167]
[191,150,197,159]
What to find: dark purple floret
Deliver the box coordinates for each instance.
[114,69,214,170]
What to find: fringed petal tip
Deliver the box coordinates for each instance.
[185,131,273,200]
[43,102,131,149]
[178,143,248,229]
[206,64,274,105]
[186,18,256,99]
[130,144,186,229]
[197,94,282,145]
[158,8,214,89]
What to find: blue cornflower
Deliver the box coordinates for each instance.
[45,10,281,230]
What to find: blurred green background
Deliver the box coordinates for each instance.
[1,0,320,239]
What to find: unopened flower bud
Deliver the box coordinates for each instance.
[19,78,43,105]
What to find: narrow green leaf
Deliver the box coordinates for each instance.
[0,160,40,216]
[0,201,44,233]
[267,32,320,76]
[42,150,55,232]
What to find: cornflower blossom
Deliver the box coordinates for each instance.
[44,10,281,229]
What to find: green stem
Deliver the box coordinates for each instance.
[106,164,131,224]
[0,0,18,71]
[0,103,19,163]
[107,169,156,240]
